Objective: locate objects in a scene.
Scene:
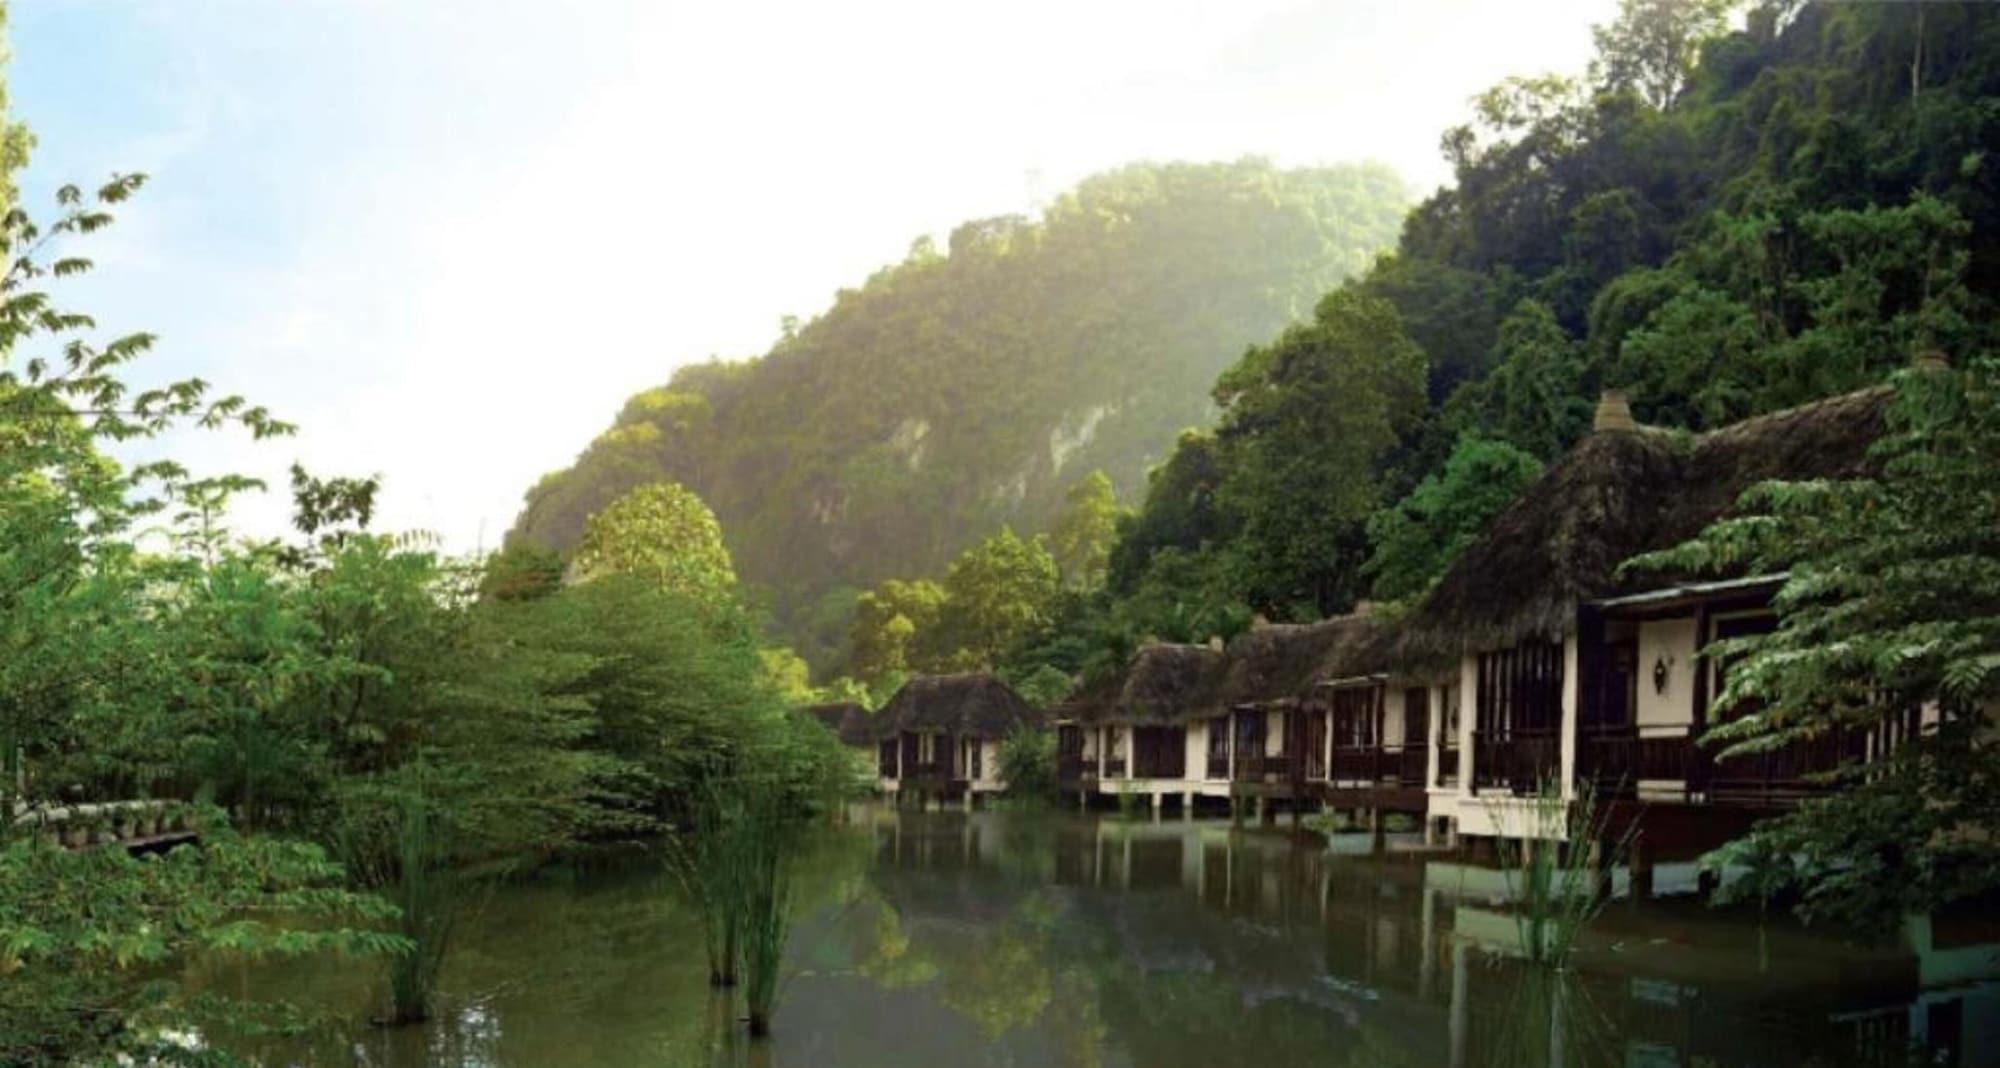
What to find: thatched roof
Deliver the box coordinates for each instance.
[879,673,1038,738]
[804,701,877,746]
[1216,613,1386,711]
[1395,386,1889,665]
[1057,642,1228,726]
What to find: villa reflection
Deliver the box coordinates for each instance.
[859,808,1998,1068]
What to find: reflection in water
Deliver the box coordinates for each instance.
[190,808,1999,1067]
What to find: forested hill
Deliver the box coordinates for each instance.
[506,159,1409,655]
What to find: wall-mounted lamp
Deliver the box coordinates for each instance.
[1652,655,1674,695]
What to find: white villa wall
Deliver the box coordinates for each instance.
[1087,720,1235,799]
[1559,632,1579,800]
[1382,687,1406,747]
[971,738,1005,792]
[1430,634,1580,840]
[1186,721,1216,782]
[1635,616,1699,727]
[1263,711,1284,756]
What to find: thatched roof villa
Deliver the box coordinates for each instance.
[1046,382,1911,852]
[873,673,1039,801]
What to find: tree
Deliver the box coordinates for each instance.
[1453,300,1593,460]
[1364,436,1545,601]
[1628,352,1998,928]
[997,727,1057,800]
[0,173,397,1060]
[1048,470,1123,591]
[1211,289,1427,616]
[571,481,738,607]
[848,577,948,684]
[1591,0,1741,110]
[937,527,1062,669]
[1107,429,1229,595]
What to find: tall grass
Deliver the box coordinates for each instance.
[335,778,465,1026]
[735,784,798,1037]
[669,770,809,1038]
[1489,778,1627,969]
[386,792,458,1024]
[673,778,744,988]
[1482,966,1613,1068]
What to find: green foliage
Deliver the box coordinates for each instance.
[848,577,948,684]
[1449,300,1593,460]
[0,813,401,1065]
[479,543,565,602]
[509,160,1410,666]
[1364,436,1544,601]
[1106,429,1229,595]
[936,527,1062,669]
[997,728,1058,801]
[571,481,738,607]
[0,173,402,1059]
[1605,196,1976,428]
[1590,0,1742,110]
[1209,289,1427,616]
[1048,470,1124,591]
[1006,664,1076,709]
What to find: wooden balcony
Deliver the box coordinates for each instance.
[1329,744,1427,787]
[1578,715,1901,805]
[1577,724,1699,795]
[1232,753,1292,784]
[1102,756,1128,779]
[1470,728,1561,795]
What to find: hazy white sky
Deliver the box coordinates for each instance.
[13,0,1618,550]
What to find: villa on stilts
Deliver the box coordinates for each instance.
[1037,373,1965,874]
[1388,384,1945,869]
[811,363,1978,886]
[855,673,1039,806]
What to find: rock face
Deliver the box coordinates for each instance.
[505,160,1409,661]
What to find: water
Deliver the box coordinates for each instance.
[189,807,2000,1067]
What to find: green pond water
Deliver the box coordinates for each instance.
[190,806,1999,1067]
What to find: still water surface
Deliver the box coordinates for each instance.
[194,807,1999,1067]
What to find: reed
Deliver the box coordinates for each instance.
[335,780,464,1026]
[1490,778,1626,969]
[669,776,746,988]
[735,783,799,1037]
[386,791,458,1024]
[668,769,810,1037]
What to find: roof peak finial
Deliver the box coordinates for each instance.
[1593,389,1637,433]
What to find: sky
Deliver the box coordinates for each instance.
[11,0,1620,551]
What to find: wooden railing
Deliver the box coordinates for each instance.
[1205,752,1230,780]
[1704,728,1869,804]
[1577,724,1698,794]
[1578,716,1901,803]
[1329,745,1427,787]
[1102,756,1128,779]
[1232,754,1290,783]
[1470,728,1561,794]
[903,760,960,784]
